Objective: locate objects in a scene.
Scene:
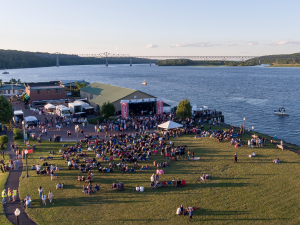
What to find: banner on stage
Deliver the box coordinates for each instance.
[156,100,163,115]
[121,103,129,119]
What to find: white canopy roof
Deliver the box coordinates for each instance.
[158,121,183,130]
[14,110,24,115]
[24,116,38,122]
[44,103,56,109]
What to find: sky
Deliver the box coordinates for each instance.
[1,0,300,56]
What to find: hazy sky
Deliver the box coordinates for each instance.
[1,0,299,56]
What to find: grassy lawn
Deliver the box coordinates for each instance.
[16,129,300,225]
[0,154,12,225]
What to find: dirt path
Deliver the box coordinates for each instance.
[4,131,36,225]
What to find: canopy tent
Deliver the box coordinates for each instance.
[24,116,38,123]
[44,103,56,110]
[158,121,183,130]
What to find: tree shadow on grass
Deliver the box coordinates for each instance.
[31,196,149,208]
[199,209,250,216]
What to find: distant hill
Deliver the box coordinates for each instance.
[249,52,300,64]
[0,50,151,69]
[157,53,300,66]
[156,59,256,66]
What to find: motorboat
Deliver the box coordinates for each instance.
[2,69,9,74]
[274,107,288,116]
[142,80,147,85]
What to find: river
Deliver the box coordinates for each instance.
[2,64,300,145]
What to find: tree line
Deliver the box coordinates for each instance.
[156,59,256,66]
[0,50,153,69]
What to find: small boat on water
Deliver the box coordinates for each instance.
[2,69,9,74]
[274,107,289,116]
[142,80,147,85]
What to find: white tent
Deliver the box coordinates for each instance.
[44,103,56,110]
[24,116,38,123]
[158,121,183,130]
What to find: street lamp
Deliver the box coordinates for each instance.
[14,208,20,225]
[75,125,79,143]
[24,150,29,178]
[22,120,26,144]
[243,118,246,136]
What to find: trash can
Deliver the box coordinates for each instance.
[49,138,52,142]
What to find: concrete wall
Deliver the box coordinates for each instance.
[80,90,97,101]
[26,87,66,104]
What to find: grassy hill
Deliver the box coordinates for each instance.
[10,126,300,224]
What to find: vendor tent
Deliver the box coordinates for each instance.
[24,116,38,123]
[158,121,183,130]
[44,103,56,110]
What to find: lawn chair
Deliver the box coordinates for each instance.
[166,181,172,187]
[171,180,177,187]
[156,182,162,188]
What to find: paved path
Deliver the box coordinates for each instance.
[4,131,36,225]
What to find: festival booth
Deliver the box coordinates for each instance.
[158,121,183,130]
[24,116,38,126]
[13,110,24,124]
[44,103,56,114]
[120,98,163,119]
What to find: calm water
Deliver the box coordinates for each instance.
[2,64,300,145]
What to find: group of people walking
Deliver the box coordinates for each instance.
[2,188,18,204]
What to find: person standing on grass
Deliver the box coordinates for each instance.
[48,191,53,203]
[188,207,194,222]
[42,194,47,205]
[234,153,237,163]
[38,186,43,199]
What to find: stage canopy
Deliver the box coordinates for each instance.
[24,116,38,123]
[158,121,183,130]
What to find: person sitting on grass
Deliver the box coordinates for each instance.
[130,167,135,172]
[140,166,146,171]
[273,158,280,164]
[112,182,117,189]
[56,183,63,190]
[94,184,100,191]
[118,182,124,191]
[82,185,88,194]
[249,152,256,158]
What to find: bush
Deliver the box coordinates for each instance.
[13,128,23,140]
[101,102,115,118]
[88,116,104,124]
[0,135,9,150]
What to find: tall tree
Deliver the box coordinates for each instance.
[75,81,87,89]
[176,99,192,119]
[101,102,115,118]
[0,135,8,150]
[0,95,13,122]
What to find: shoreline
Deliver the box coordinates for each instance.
[220,122,300,150]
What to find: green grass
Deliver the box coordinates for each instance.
[15,131,300,225]
[0,155,12,225]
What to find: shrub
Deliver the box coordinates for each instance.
[13,128,23,140]
[88,116,104,124]
[0,135,9,150]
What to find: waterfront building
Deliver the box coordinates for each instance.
[80,82,159,116]
[25,82,66,104]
